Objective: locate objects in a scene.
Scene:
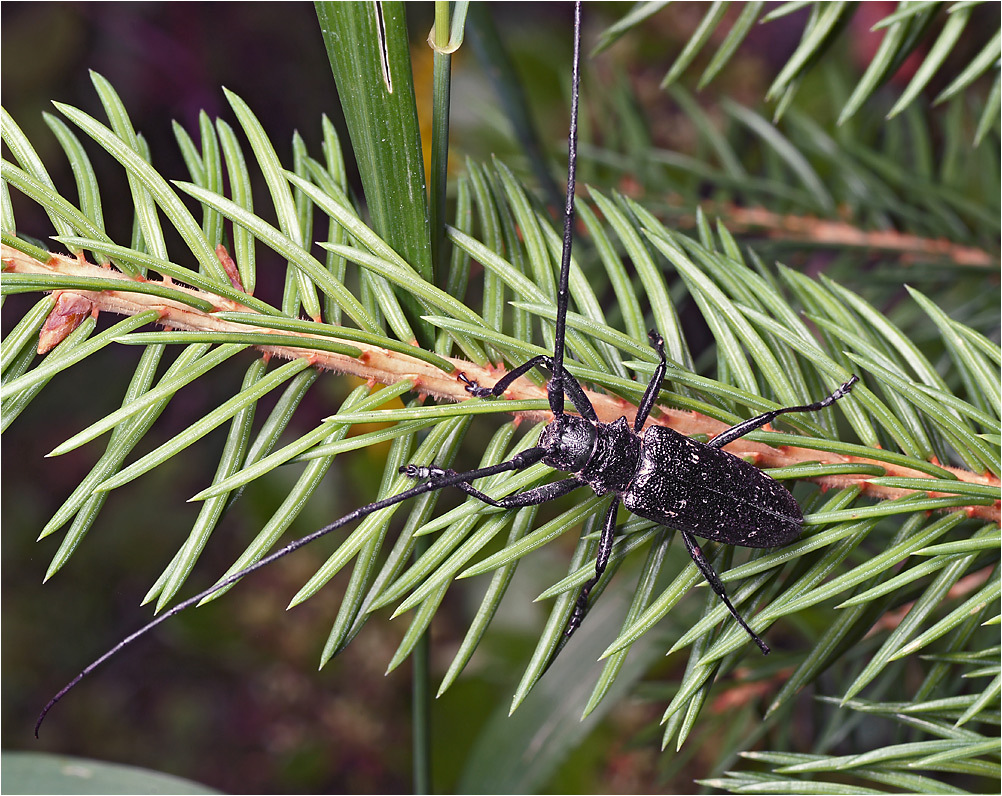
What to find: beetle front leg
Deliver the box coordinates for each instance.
[401,463,580,507]
[482,477,581,507]
[458,358,599,422]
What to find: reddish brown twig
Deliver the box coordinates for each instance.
[652,196,999,268]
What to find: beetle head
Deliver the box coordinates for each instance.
[540,413,597,473]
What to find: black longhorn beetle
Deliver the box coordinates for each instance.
[36,1,858,735]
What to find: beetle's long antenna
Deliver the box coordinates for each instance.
[546,0,581,418]
[35,449,546,737]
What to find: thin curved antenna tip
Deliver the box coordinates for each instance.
[36,692,66,738]
[34,579,236,737]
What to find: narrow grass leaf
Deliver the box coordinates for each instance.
[53,237,278,316]
[661,1,729,88]
[321,243,486,330]
[766,1,850,103]
[223,89,321,320]
[974,70,1000,146]
[57,90,225,282]
[42,114,106,253]
[459,496,603,579]
[606,193,691,368]
[2,316,96,432]
[584,529,672,717]
[213,388,406,609]
[0,295,53,376]
[592,1,669,55]
[576,200,646,343]
[935,28,1001,105]
[151,358,265,608]
[844,551,989,702]
[39,343,190,558]
[723,100,835,212]
[1,159,120,265]
[892,576,1000,661]
[1,108,76,240]
[286,417,468,607]
[216,312,453,371]
[438,505,539,696]
[699,2,764,88]
[217,118,257,294]
[1,272,217,313]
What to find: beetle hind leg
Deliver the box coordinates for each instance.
[708,376,859,450]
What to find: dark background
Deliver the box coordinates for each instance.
[4,2,997,794]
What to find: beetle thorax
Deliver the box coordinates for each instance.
[541,415,642,495]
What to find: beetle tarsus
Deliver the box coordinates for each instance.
[458,372,495,398]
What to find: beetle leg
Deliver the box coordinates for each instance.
[681,531,770,655]
[459,357,599,422]
[458,357,550,398]
[634,330,668,431]
[400,450,579,508]
[709,376,859,450]
[484,477,581,508]
[403,469,581,508]
[399,446,547,487]
[566,497,621,636]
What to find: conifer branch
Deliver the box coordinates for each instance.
[5,243,997,523]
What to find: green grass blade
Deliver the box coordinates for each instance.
[315,0,432,340]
